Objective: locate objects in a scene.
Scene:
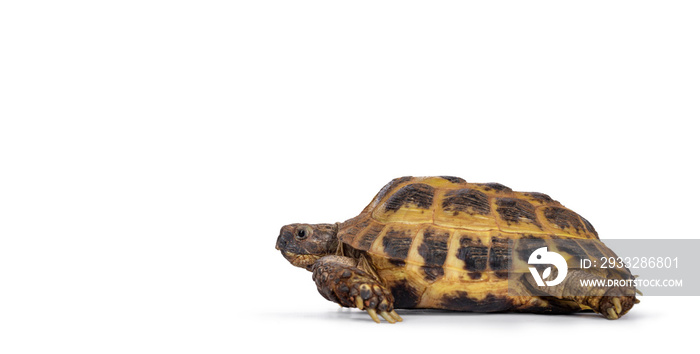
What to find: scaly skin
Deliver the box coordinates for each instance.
[528,270,637,319]
[311,255,402,323]
[566,283,637,319]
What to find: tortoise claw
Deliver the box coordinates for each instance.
[380,311,396,324]
[358,303,402,324]
[612,298,622,313]
[355,296,364,310]
[602,297,627,320]
[389,310,403,322]
[367,308,381,323]
[363,307,402,324]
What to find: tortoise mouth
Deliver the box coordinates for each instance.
[281,250,321,270]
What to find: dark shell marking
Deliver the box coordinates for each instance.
[373,176,413,206]
[390,280,422,308]
[442,189,491,215]
[544,207,586,233]
[457,236,488,272]
[526,192,554,203]
[382,228,413,262]
[554,239,588,264]
[455,236,512,279]
[418,228,450,281]
[581,216,598,237]
[384,183,435,212]
[580,239,607,260]
[478,183,512,193]
[495,198,541,227]
[418,228,449,267]
[422,267,444,282]
[488,237,511,279]
[441,292,512,312]
[439,176,467,183]
[516,237,548,263]
[515,298,582,314]
[357,223,384,250]
[343,218,371,239]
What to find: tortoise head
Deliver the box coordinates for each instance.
[276,223,339,270]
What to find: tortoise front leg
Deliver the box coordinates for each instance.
[311,255,402,323]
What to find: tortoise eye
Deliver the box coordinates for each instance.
[295,227,310,240]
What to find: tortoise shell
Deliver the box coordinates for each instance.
[336,176,627,311]
[339,176,599,258]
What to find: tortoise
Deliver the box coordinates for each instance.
[275,176,637,323]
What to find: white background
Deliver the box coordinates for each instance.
[1,1,698,353]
